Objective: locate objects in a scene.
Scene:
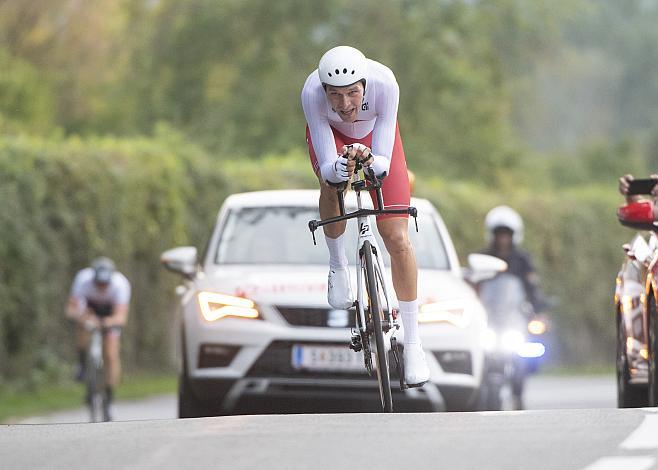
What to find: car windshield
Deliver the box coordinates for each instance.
[214,206,450,270]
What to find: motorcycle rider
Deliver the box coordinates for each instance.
[481,206,545,314]
[479,205,547,409]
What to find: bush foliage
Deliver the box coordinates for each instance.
[0,127,631,384]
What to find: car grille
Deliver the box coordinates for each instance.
[277,307,357,328]
[246,341,400,380]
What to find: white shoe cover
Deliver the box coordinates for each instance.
[404,343,430,386]
[327,267,353,309]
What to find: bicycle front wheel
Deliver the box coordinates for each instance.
[363,240,393,412]
[87,363,105,422]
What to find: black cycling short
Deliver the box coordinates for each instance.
[86,300,122,337]
[87,299,114,318]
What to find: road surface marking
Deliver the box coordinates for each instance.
[620,414,658,450]
[582,456,655,470]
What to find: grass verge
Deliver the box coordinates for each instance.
[538,363,615,377]
[0,373,176,424]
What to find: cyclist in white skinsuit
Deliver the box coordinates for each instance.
[66,257,131,419]
[301,46,429,386]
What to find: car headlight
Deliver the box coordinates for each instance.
[501,329,525,352]
[197,291,260,322]
[418,300,472,328]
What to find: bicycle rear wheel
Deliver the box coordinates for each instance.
[363,240,393,412]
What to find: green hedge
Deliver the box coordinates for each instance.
[415,178,627,365]
[0,126,231,384]
[0,129,628,387]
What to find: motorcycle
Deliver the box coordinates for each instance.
[477,272,547,410]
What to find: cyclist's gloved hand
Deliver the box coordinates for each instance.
[345,143,390,179]
[327,154,351,183]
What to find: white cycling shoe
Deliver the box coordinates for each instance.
[404,343,430,387]
[327,267,353,309]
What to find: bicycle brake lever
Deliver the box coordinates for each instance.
[408,207,418,232]
[308,220,319,245]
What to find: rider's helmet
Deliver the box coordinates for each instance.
[318,46,368,89]
[91,257,116,286]
[485,205,524,245]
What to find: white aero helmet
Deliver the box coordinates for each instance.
[318,46,368,88]
[485,205,524,244]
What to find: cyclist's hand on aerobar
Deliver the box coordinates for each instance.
[342,143,374,167]
[81,311,101,329]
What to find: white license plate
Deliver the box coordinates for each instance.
[291,344,363,372]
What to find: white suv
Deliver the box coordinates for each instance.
[162,190,497,416]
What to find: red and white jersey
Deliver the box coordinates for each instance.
[301,59,400,183]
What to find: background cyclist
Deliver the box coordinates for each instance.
[301,45,429,386]
[66,257,131,419]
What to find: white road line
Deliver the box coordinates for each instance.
[620,414,658,450]
[582,456,655,470]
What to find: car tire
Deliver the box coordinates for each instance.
[178,328,208,418]
[617,315,647,408]
[178,373,208,418]
[648,297,658,407]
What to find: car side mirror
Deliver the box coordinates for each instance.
[618,201,658,231]
[463,253,508,284]
[161,246,198,279]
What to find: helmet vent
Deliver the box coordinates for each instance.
[351,70,355,74]
[328,72,332,77]
[343,68,347,73]
[335,68,339,74]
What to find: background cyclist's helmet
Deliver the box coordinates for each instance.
[92,257,116,286]
[318,46,368,89]
[485,205,524,245]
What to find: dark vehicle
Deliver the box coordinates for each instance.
[615,199,658,407]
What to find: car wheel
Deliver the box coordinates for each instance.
[178,373,209,418]
[617,315,647,408]
[178,329,208,418]
[649,297,658,406]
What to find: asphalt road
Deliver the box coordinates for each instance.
[4,407,658,470]
[6,374,644,470]
[6,376,640,470]
[15,374,617,424]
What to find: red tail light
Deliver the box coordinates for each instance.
[618,201,654,223]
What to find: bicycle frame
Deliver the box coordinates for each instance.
[353,185,393,342]
[308,163,419,407]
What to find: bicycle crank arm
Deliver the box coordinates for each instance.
[391,337,408,391]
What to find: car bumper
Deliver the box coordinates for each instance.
[184,305,483,412]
